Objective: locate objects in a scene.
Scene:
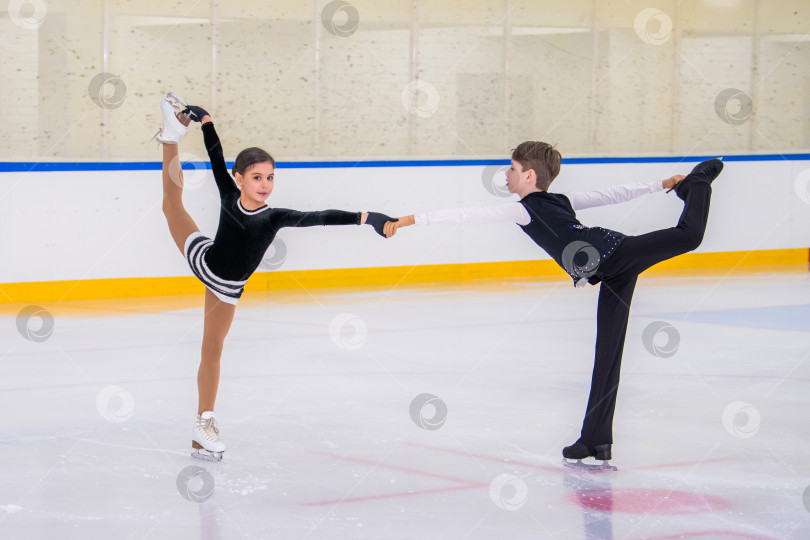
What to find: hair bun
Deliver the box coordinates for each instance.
[232,147,275,176]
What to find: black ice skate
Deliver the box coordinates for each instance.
[672,158,724,200]
[562,442,617,471]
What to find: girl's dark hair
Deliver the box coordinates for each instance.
[231,147,275,177]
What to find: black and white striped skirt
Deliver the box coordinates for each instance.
[184,232,246,305]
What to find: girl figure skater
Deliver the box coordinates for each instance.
[154,93,395,461]
[384,142,722,470]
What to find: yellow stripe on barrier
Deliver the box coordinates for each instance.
[0,248,806,305]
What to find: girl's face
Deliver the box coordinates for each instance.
[236,161,275,205]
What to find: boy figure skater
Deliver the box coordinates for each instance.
[386,142,722,470]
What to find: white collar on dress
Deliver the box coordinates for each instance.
[237,199,270,215]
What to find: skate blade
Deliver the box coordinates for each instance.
[163,93,191,127]
[166,92,188,110]
[562,458,617,472]
[191,440,224,462]
[191,448,223,462]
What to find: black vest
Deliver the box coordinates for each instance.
[518,191,625,285]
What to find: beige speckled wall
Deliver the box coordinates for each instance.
[0,0,806,160]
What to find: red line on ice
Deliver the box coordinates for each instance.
[306,450,486,485]
[299,450,486,506]
[403,442,738,472]
[403,441,559,472]
[300,483,483,506]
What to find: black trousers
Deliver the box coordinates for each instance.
[578,182,713,445]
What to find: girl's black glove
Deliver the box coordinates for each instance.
[366,212,398,237]
[181,105,210,122]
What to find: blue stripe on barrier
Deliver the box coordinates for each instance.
[2,154,809,172]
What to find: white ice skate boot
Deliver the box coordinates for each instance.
[154,92,190,144]
[191,410,225,461]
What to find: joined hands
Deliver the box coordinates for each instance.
[663,174,686,192]
[382,215,414,238]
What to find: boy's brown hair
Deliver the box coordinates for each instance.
[511,141,562,191]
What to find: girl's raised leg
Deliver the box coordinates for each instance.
[161,141,200,253]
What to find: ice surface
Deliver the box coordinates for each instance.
[1,272,809,539]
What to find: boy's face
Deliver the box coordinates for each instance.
[506,160,533,195]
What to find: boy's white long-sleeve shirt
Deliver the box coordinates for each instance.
[413,179,665,227]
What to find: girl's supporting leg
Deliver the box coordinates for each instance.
[578,273,637,446]
[198,288,237,414]
[162,142,200,253]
